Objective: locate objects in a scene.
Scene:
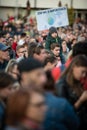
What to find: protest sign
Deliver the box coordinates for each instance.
[36,7,69,31]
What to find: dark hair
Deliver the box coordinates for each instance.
[72,41,87,57]
[61,40,67,45]
[0,72,16,89]
[43,55,57,66]
[18,57,42,74]
[0,33,3,38]
[28,43,37,57]
[49,27,57,35]
[34,45,44,55]
[50,43,60,50]
[28,43,44,57]
[44,71,55,91]
[21,32,26,38]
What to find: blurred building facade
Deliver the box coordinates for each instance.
[0,0,87,20]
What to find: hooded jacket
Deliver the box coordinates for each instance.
[45,33,62,50]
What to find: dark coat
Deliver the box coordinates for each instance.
[45,34,65,64]
[56,76,87,130]
[0,61,8,71]
[45,34,62,50]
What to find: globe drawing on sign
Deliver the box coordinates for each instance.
[48,16,55,25]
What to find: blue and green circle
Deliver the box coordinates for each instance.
[48,17,54,25]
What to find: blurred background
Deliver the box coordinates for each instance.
[0,0,87,23]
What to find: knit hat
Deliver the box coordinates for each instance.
[49,27,57,35]
[18,58,42,73]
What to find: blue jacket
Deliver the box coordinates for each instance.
[43,92,79,130]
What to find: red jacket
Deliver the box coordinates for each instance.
[12,42,17,52]
[52,58,72,82]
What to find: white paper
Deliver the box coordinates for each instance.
[36,7,69,31]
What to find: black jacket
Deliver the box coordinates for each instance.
[56,76,87,130]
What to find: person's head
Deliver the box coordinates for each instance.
[49,27,57,38]
[21,32,26,40]
[18,58,47,89]
[44,70,56,95]
[72,41,87,58]
[6,89,47,126]
[25,89,47,124]
[61,40,68,53]
[8,37,14,46]
[0,72,19,98]
[43,55,57,71]
[50,43,60,57]
[61,55,87,82]
[0,43,10,62]
[33,44,48,63]
[28,43,37,57]
[16,45,28,58]
[17,38,28,51]
[5,59,19,80]
[5,32,10,39]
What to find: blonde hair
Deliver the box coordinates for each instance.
[5,59,17,73]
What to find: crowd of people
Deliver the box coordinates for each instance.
[0,16,87,130]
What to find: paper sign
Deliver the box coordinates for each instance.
[36,7,69,31]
